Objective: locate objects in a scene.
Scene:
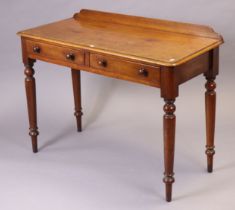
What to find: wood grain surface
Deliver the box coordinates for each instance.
[18,9,223,66]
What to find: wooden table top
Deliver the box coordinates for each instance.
[18,9,223,66]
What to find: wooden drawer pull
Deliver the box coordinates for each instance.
[33,46,41,54]
[66,53,75,61]
[98,59,107,67]
[138,68,148,77]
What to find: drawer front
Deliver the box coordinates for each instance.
[90,54,160,87]
[25,40,85,66]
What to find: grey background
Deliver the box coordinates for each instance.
[0,0,235,210]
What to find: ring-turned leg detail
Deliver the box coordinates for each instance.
[71,69,83,132]
[74,110,83,131]
[205,79,216,172]
[163,99,176,202]
[24,59,39,153]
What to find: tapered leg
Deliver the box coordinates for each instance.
[163,99,176,202]
[205,79,216,172]
[71,69,83,132]
[24,59,39,153]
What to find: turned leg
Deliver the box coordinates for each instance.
[205,78,216,172]
[163,99,176,202]
[71,69,83,132]
[24,59,39,153]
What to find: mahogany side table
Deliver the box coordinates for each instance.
[17,9,224,201]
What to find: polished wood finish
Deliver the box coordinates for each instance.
[160,66,178,202]
[175,53,209,85]
[163,99,176,202]
[90,53,160,87]
[17,9,224,201]
[17,9,223,67]
[71,69,83,132]
[74,10,222,40]
[205,79,216,172]
[24,58,39,153]
[25,39,85,67]
[204,48,219,173]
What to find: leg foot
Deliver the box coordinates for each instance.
[30,129,39,153]
[163,174,175,202]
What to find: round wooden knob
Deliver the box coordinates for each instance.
[98,60,107,67]
[33,46,41,53]
[138,68,148,77]
[66,53,75,61]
